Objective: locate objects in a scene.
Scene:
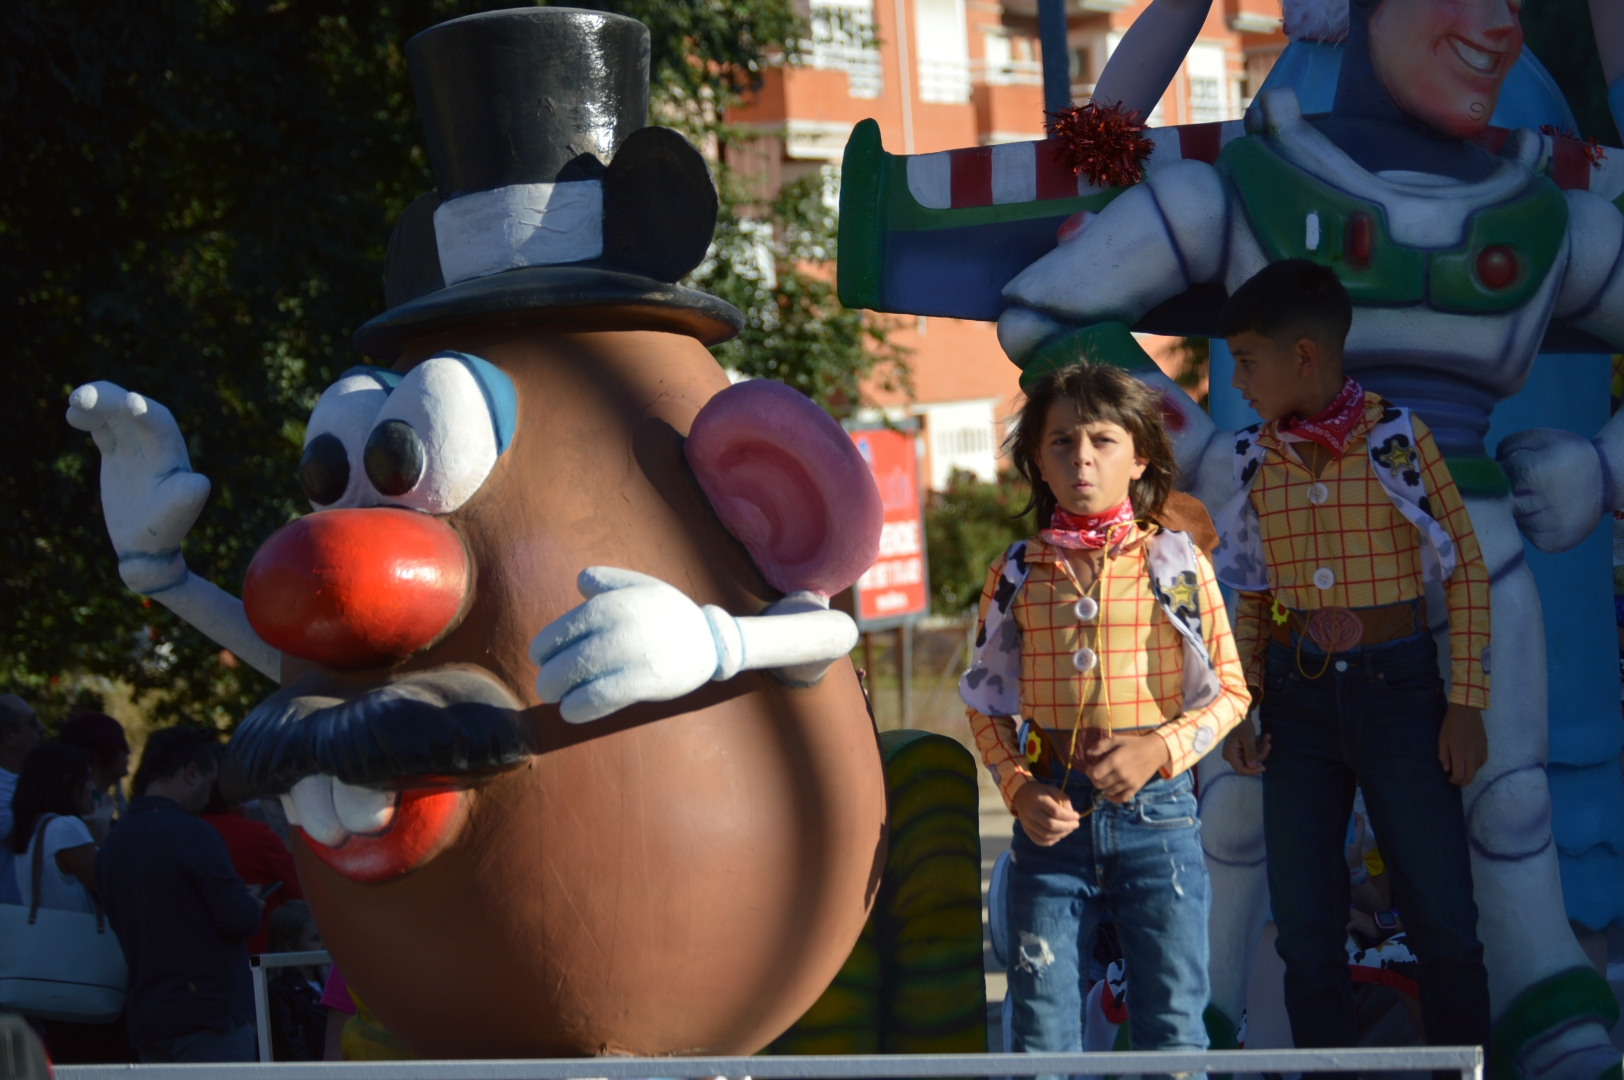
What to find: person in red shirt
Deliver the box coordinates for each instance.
[201,777,301,955]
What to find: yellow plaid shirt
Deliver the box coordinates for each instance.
[966,529,1250,811]
[1232,393,1492,709]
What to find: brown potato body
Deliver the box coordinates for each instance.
[289,328,887,1057]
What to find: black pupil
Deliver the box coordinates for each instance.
[298,433,350,506]
[364,419,426,496]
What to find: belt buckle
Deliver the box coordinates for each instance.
[1305,607,1362,652]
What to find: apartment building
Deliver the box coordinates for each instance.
[727,0,1287,489]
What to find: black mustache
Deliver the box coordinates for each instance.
[221,668,535,802]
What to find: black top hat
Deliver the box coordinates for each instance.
[353,7,742,361]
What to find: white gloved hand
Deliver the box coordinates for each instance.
[66,382,211,593]
[1497,427,1604,553]
[529,568,742,724]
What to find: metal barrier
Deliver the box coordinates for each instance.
[58,1045,1483,1080]
[249,949,334,1063]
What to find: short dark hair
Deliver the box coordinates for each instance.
[1214,258,1353,351]
[132,727,220,797]
[1008,362,1176,527]
[8,742,91,854]
[268,900,317,954]
[58,713,129,771]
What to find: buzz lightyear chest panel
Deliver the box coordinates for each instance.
[1218,137,1569,315]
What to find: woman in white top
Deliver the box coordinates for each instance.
[8,742,99,914]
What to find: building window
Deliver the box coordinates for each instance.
[915,0,970,103]
[810,0,883,99]
[973,30,1042,86]
[1184,43,1234,124]
[917,399,999,489]
[1189,76,1221,123]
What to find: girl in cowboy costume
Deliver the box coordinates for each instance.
[961,363,1249,1063]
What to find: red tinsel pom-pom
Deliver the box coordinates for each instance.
[1046,101,1154,188]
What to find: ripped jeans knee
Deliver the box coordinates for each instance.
[1016,931,1056,975]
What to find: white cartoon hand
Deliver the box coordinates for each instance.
[1497,427,1603,553]
[529,567,737,723]
[66,382,211,593]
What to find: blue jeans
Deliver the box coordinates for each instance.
[137,1021,256,1063]
[1261,634,1489,1065]
[1007,769,1211,1077]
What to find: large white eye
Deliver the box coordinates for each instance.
[299,369,399,509]
[362,352,515,515]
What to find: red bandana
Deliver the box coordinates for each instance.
[1278,377,1366,456]
[1040,499,1137,550]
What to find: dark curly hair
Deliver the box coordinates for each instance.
[1008,362,1176,527]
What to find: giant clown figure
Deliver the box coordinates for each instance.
[66,8,893,1059]
[839,0,1624,1073]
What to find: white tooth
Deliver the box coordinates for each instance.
[331,779,396,835]
[290,775,347,847]
[279,793,302,827]
[1451,37,1496,74]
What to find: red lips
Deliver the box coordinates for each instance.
[297,787,464,883]
[243,508,468,670]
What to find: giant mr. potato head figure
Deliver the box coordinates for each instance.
[67,8,889,1058]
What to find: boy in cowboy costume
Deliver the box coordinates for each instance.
[1217,259,1492,1060]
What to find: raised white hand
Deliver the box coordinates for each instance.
[530,568,737,724]
[66,382,211,593]
[1497,427,1604,553]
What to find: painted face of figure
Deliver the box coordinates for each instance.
[1034,400,1146,517]
[1369,0,1523,139]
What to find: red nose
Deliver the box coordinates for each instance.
[243,508,468,670]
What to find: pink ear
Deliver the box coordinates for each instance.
[685,380,883,597]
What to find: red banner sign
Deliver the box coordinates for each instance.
[851,427,929,626]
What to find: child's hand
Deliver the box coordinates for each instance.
[1346,907,1379,946]
[1083,732,1171,803]
[1345,812,1366,871]
[1222,720,1271,776]
[1439,703,1488,786]
[1012,782,1083,846]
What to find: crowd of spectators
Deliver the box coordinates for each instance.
[0,694,346,1065]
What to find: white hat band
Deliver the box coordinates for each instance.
[432,180,604,286]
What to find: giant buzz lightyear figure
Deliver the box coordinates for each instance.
[993,0,1624,1073]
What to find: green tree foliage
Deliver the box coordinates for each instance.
[1,0,900,724]
[700,166,909,411]
[924,470,1034,618]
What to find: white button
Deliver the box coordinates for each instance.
[1308,482,1329,505]
[1074,597,1099,622]
[1313,567,1335,590]
[1335,660,1348,673]
[1072,647,1097,672]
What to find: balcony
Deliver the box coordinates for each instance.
[918,57,972,104]
[970,57,1042,87]
[809,41,884,98]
